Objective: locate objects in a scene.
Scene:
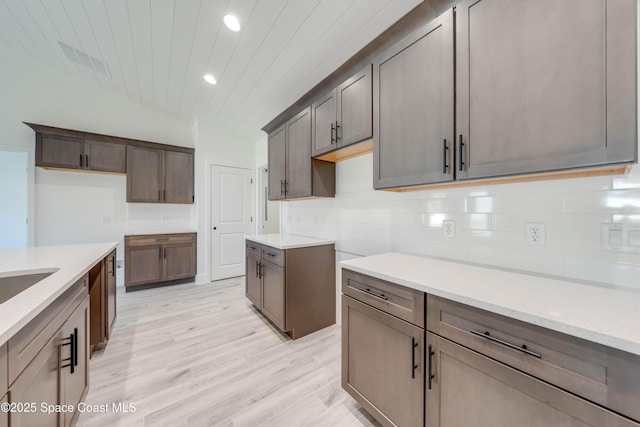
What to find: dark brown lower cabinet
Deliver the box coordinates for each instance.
[261,259,285,330]
[0,394,7,427]
[244,240,335,339]
[426,332,639,427]
[245,252,261,307]
[9,294,89,427]
[125,233,196,291]
[89,249,117,352]
[342,295,424,427]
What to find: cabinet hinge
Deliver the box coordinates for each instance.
[251,216,253,222]
[250,178,253,184]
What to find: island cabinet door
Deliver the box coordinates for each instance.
[245,252,262,308]
[425,332,640,427]
[261,259,285,331]
[342,295,424,427]
[59,297,89,427]
[8,333,60,427]
[455,0,637,180]
[0,394,7,427]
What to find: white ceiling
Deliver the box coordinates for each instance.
[0,0,421,139]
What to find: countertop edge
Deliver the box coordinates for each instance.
[245,234,335,250]
[340,257,640,357]
[0,242,118,347]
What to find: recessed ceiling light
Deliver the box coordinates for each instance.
[204,74,217,85]
[224,14,241,32]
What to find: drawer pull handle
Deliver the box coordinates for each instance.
[470,330,542,359]
[361,288,388,300]
[411,338,419,379]
[266,252,277,257]
[428,344,435,389]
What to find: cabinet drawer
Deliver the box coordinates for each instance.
[126,233,195,246]
[426,295,627,412]
[261,245,284,267]
[342,269,424,328]
[8,274,87,385]
[0,344,6,397]
[245,241,262,256]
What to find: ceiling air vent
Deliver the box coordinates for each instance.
[58,41,111,78]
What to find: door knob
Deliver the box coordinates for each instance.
[213,227,217,230]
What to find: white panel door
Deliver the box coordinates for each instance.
[210,165,252,281]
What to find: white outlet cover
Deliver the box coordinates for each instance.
[525,222,546,246]
[443,220,455,238]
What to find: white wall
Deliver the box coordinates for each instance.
[0,151,28,248]
[193,118,257,283]
[0,46,195,264]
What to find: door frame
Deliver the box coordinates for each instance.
[0,144,35,247]
[208,163,254,283]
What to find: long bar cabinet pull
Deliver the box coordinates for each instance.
[79,154,83,168]
[335,121,340,141]
[411,338,419,379]
[428,345,435,389]
[443,139,449,173]
[459,134,465,171]
[331,123,335,144]
[361,287,388,300]
[470,330,542,359]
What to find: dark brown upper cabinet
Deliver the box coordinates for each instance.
[36,133,126,173]
[455,0,637,180]
[373,9,454,189]
[312,65,373,158]
[126,146,193,204]
[268,107,335,201]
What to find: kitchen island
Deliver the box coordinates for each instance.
[0,242,117,426]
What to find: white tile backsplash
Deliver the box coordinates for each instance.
[283,155,640,290]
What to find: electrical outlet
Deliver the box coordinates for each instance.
[525,222,546,246]
[443,220,455,238]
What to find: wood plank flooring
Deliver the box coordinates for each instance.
[77,278,380,427]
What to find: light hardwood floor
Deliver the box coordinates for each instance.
[77,278,380,427]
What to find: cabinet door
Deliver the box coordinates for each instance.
[36,134,84,170]
[59,298,89,427]
[164,150,194,204]
[106,250,117,338]
[374,9,454,189]
[285,107,312,199]
[8,333,60,427]
[268,126,287,201]
[245,253,262,308]
[125,244,163,287]
[0,394,6,427]
[342,295,424,427]
[312,90,337,156]
[126,146,163,203]
[84,139,126,173]
[163,242,196,281]
[456,0,636,180]
[426,332,640,427]
[337,65,372,147]
[261,259,285,330]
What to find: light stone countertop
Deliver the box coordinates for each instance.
[124,229,197,236]
[0,242,118,346]
[340,252,640,356]
[246,233,335,250]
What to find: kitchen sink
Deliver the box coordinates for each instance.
[0,268,59,303]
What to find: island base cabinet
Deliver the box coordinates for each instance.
[426,332,639,427]
[60,298,89,427]
[342,295,424,427]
